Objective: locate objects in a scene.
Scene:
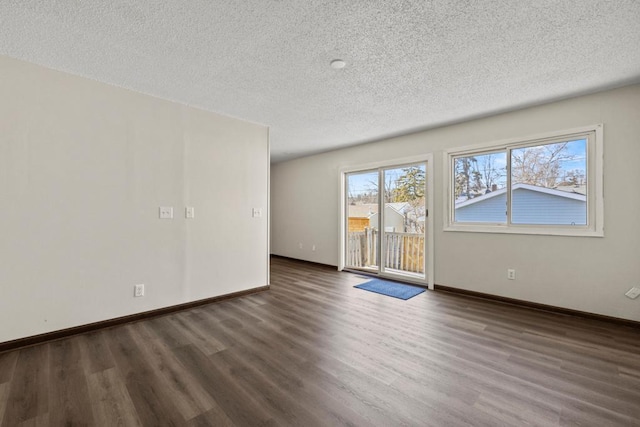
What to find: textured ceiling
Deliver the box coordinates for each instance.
[1,1,640,162]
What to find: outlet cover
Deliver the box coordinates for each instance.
[185,207,195,219]
[625,287,640,299]
[507,269,516,280]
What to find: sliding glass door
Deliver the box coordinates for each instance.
[345,162,427,280]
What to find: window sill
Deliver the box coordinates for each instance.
[443,224,604,237]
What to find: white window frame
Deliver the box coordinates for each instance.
[443,124,604,237]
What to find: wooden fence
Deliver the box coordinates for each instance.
[347,229,425,274]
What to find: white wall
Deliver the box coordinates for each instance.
[271,84,640,322]
[0,55,269,342]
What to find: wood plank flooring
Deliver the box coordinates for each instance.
[1,256,639,426]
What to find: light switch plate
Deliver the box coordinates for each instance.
[159,207,173,219]
[625,287,640,299]
[185,207,195,219]
[134,284,144,297]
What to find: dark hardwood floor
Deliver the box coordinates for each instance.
[1,256,639,426]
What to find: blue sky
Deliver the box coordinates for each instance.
[458,138,587,189]
[347,164,426,196]
[347,170,378,196]
[560,138,587,170]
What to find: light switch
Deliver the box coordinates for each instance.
[252,208,262,218]
[185,207,195,219]
[159,207,174,219]
[625,287,640,299]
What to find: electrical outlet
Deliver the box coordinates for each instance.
[312,244,316,251]
[134,284,144,297]
[298,243,303,249]
[507,269,516,280]
[625,287,640,299]
[185,207,195,219]
[252,208,262,218]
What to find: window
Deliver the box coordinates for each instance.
[445,124,603,236]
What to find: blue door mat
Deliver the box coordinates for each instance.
[354,279,426,300]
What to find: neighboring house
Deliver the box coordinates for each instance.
[347,204,376,232]
[348,217,370,232]
[348,202,412,232]
[369,203,410,232]
[455,183,587,225]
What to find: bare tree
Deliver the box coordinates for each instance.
[511,142,577,188]
[479,154,505,192]
[561,169,586,186]
[454,156,477,200]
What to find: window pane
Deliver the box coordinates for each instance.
[453,152,507,223]
[510,138,587,225]
[382,164,426,277]
[346,171,379,270]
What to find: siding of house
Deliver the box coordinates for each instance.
[512,189,586,225]
[369,207,405,232]
[348,217,370,232]
[455,189,586,225]
[455,193,506,223]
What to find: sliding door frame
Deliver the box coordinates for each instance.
[339,154,434,290]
